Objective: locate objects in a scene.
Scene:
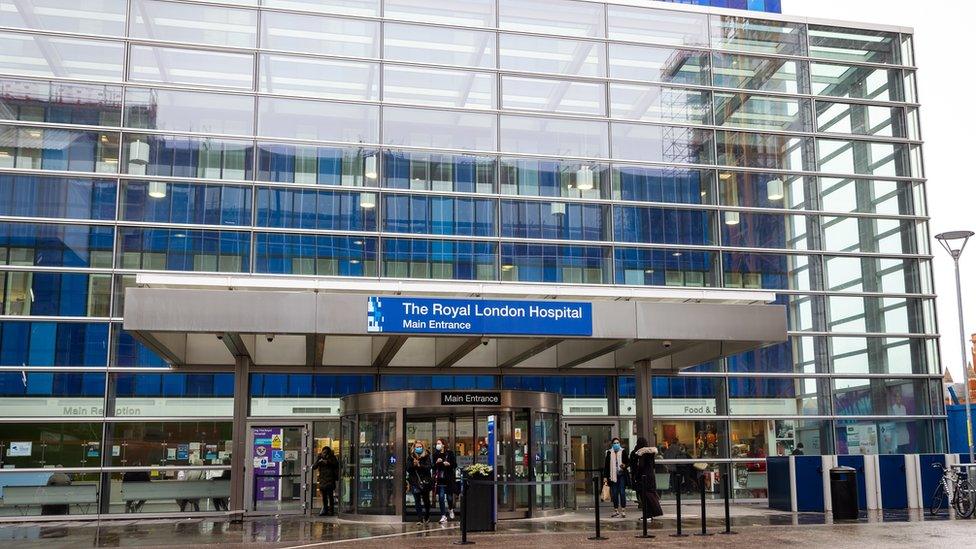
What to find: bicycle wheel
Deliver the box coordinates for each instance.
[953,479,974,519]
[931,483,947,516]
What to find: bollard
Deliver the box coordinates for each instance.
[635,474,654,539]
[670,471,688,538]
[588,475,608,541]
[721,463,737,535]
[695,470,712,536]
[454,479,474,545]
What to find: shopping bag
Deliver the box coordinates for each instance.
[600,482,611,502]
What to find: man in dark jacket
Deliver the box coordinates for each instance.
[432,438,457,523]
[313,446,340,516]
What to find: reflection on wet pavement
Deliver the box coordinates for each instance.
[0,506,965,548]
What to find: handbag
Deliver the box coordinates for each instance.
[600,482,611,502]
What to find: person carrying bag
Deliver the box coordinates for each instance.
[406,440,433,525]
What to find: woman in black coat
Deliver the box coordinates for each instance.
[629,437,663,518]
[314,446,340,516]
[432,438,457,523]
[406,440,433,524]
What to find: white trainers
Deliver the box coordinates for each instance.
[449,509,455,520]
[439,515,448,523]
[620,510,626,518]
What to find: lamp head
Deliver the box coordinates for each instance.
[935,230,975,258]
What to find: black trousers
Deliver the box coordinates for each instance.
[320,484,335,514]
[412,488,431,520]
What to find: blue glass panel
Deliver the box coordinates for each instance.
[502,376,608,397]
[255,233,376,276]
[113,328,167,367]
[256,142,372,185]
[500,200,607,241]
[613,247,717,286]
[123,134,253,181]
[382,238,496,280]
[384,194,495,237]
[613,166,710,204]
[0,174,117,220]
[379,375,496,391]
[0,221,114,268]
[384,151,494,193]
[0,124,118,172]
[115,373,234,397]
[721,212,792,249]
[118,227,250,272]
[256,187,376,230]
[727,341,794,374]
[613,205,714,245]
[122,181,251,226]
[501,243,609,283]
[0,372,105,396]
[722,251,795,290]
[0,321,108,366]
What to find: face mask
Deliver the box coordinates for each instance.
[415,447,423,455]
[612,443,621,452]
[436,443,443,451]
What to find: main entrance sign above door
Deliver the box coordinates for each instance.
[367,296,593,336]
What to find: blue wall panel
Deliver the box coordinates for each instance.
[878,455,908,509]
[767,456,792,511]
[918,454,946,510]
[794,455,824,512]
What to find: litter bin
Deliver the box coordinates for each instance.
[830,466,859,520]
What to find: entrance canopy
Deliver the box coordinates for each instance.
[123,274,787,373]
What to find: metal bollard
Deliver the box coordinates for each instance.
[695,470,713,537]
[588,475,608,541]
[670,471,688,538]
[721,463,737,535]
[635,474,654,539]
[454,479,474,546]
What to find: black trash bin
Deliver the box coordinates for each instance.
[830,466,859,521]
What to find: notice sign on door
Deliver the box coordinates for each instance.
[367,297,592,336]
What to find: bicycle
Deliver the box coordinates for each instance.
[931,462,975,518]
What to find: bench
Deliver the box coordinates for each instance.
[1,484,98,515]
[121,479,230,501]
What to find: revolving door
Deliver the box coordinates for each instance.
[339,390,564,521]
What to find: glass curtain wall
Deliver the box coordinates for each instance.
[0,0,937,514]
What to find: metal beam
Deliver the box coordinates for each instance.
[129,331,184,365]
[220,332,250,360]
[558,339,634,370]
[306,334,326,367]
[372,335,408,368]
[498,339,562,369]
[436,337,484,369]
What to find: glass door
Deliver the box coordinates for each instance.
[248,425,310,514]
[568,424,615,498]
[340,416,355,514]
[355,413,396,515]
[513,410,530,516]
[533,412,560,511]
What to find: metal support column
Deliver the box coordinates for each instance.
[229,354,251,517]
[634,360,654,444]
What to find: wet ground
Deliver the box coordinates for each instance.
[0,504,971,548]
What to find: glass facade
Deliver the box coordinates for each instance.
[0,0,937,516]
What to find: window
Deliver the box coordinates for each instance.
[710,16,804,55]
[118,227,250,272]
[816,101,906,137]
[614,247,717,287]
[500,158,607,199]
[503,77,605,116]
[609,44,709,85]
[501,200,607,241]
[808,25,901,64]
[261,11,379,58]
[256,187,376,231]
[0,221,114,268]
[0,422,103,467]
[128,45,254,89]
[254,233,376,276]
[0,174,116,220]
[0,0,126,35]
[382,238,496,281]
[258,97,378,143]
[501,115,608,158]
[612,165,712,204]
[611,123,713,164]
[500,34,605,77]
[0,79,122,126]
[714,93,811,132]
[257,143,373,186]
[722,252,810,290]
[124,87,254,136]
[810,63,903,101]
[384,194,495,237]
[610,85,709,124]
[613,206,714,246]
[384,0,492,27]
[129,0,256,47]
[712,53,801,94]
[0,272,111,316]
[500,243,609,284]
[121,181,251,226]
[0,321,109,366]
[122,134,253,180]
[384,107,496,152]
[716,131,808,170]
[0,125,119,173]
[384,66,494,110]
[385,23,494,68]
[384,151,495,193]
[0,32,123,81]
[499,0,604,38]
[607,6,708,46]
[261,0,377,16]
[260,55,379,101]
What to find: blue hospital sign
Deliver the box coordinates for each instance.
[366,296,592,336]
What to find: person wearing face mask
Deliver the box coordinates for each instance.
[431,438,457,523]
[602,437,630,518]
[407,440,433,525]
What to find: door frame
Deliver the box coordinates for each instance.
[564,420,619,489]
[243,421,312,516]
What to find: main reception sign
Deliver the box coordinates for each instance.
[366,296,592,336]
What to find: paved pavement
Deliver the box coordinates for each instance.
[0,505,972,548]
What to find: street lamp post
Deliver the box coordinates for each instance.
[936,230,975,463]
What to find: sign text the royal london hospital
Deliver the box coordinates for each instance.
[367,297,592,336]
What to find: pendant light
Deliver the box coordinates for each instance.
[550,202,566,216]
[364,155,378,180]
[128,138,150,175]
[724,211,740,225]
[766,178,785,201]
[360,192,376,209]
[576,165,594,190]
[147,181,167,199]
